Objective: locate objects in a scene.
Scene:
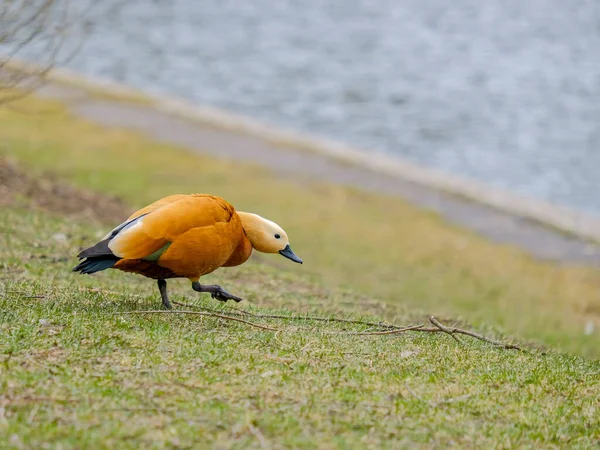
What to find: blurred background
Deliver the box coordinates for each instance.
[3,0,599,213]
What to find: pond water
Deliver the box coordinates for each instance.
[27,0,600,212]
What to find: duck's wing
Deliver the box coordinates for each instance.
[106,195,235,260]
[96,195,188,243]
[77,213,156,260]
[125,194,190,221]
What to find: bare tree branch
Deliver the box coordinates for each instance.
[0,0,94,105]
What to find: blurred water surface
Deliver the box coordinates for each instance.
[51,1,600,212]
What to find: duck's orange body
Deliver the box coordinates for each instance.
[73,194,302,308]
[111,194,252,280]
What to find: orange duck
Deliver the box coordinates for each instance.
[73,194,302,308]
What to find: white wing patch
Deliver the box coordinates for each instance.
[102,213,148,240]
[106,215,146,258]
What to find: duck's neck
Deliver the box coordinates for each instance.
[237,212,270,252]
[237,212,262,230]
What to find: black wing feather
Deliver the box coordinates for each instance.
[77,238,113,259]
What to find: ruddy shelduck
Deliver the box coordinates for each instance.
[73,194,302,308]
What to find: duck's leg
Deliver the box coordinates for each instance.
[157,279,172,309]
[191,281,243,303]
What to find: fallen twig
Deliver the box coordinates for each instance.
[111,310,279,332]
[432,393,473,407]
[172,300,413,330]
[171,301,522,350]
[247,423,270,450]
[429,316,465,344]
[416,316,523,351]
[322,324,424,336]
[110,308,522,350]
[86,288,522,349]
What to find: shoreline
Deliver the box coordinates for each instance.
[7,58,600,244]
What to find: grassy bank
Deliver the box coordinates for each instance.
[1,94,599,447]
[2,94,600,357]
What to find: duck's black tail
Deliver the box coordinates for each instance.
[72,256,120,274]
[73,238,120,275]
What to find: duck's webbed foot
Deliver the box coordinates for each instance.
[191,281,243,303]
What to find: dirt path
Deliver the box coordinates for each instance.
[37,83,600,266]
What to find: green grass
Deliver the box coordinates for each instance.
[2,95,600,357]
[2,205,600,448]
[1,94,600,447]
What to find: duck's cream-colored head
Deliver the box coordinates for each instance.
[237,212,302,264]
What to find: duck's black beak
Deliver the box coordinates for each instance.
[279,244,303,264]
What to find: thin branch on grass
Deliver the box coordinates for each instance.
[432,393,473,407]
[111,307,522,350]
[171,300,522,350]
[428,316,464,344]
[26,404,40,425]
[99,407,177,413]
[416,316,523,350]
[172,300,413,330]
[322,324,424,336]
[111,310,280,332]
[405,385,426,403]
[247,423,270,450]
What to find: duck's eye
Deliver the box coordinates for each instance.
[274,233,281,239]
